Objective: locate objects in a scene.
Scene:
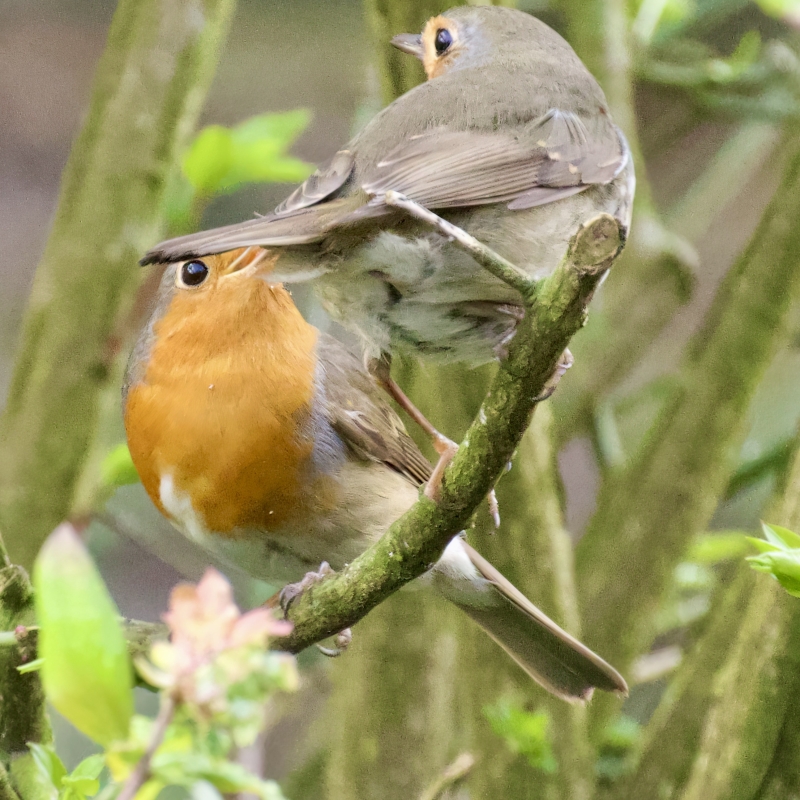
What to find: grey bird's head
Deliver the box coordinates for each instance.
[391,5,583,81]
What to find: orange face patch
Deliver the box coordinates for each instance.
[421,15,460,80]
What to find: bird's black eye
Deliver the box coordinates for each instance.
[434,28,452,54]
[180,260,208,287]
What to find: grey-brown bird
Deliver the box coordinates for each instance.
[142,5,634,369]
[123,248,627,701]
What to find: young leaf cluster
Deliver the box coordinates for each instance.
[747,521,800,597]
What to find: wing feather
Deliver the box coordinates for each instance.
[141,109,628,266]
[363,110,627,210]
[317,335,432,487]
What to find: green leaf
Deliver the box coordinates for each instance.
[61,776,100,797]
[233,109,310,144]
[29,742,67,789]
[483,700,557,773]
[762,522,800,549]
[69,754,105,782]
[746,536,779,554]
[182,110,313,196]
[747,550,800,597]
[152,752,286,799]
[101,444,140,488]
[601,715,642,751]
[18,657,44,674]
[182,126,234,195]
[33,524,134,745]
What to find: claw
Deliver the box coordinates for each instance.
[279,562,335,616]
[317,627,353,657]
[534,348,574,402]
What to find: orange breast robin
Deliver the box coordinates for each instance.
[141,5,634,369]
[123,247,626,701]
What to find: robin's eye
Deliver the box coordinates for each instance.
[434,28,452,54]
[179,260,209,287]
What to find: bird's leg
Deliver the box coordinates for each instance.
[270,563,352,657]
[382,191,536,300]
[368,354,501,527]
[535,348,574,402]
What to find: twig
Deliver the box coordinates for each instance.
[383,191,534,297]
[418,752,475,800]
[116,693,176,800]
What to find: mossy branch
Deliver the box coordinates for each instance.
[627,427,800,800]
[272,213,623,654]
[0,547,51,800]
[576,133,800,732]
[0,0,237,572]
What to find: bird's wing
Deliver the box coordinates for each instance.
[274,149,355,215]
[140,110,627,266]
[140,151,358,264]
[139,195,367,266]
[363,109,628,211]
[316,335,433,487]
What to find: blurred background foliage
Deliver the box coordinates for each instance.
[2,0,800,797]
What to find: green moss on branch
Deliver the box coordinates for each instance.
[576,134,800,734]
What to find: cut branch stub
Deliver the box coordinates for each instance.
[569,213,624,273]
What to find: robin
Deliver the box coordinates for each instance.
[123,248,627,701]
[141,5,634,373]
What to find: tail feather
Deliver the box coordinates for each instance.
[432,539,627,702]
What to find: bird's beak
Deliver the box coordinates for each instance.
[391,33,424,59]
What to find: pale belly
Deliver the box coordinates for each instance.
[158,460,421,586]
[316,167,635,365]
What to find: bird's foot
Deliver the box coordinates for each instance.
[277,564,352,657]
[316,628,353,658]
[424,431,501,528]
[278,561,335,615]
[534,348,574,402]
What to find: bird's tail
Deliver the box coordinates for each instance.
[431,538,627,702]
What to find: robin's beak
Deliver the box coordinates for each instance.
[391,33,424,59]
